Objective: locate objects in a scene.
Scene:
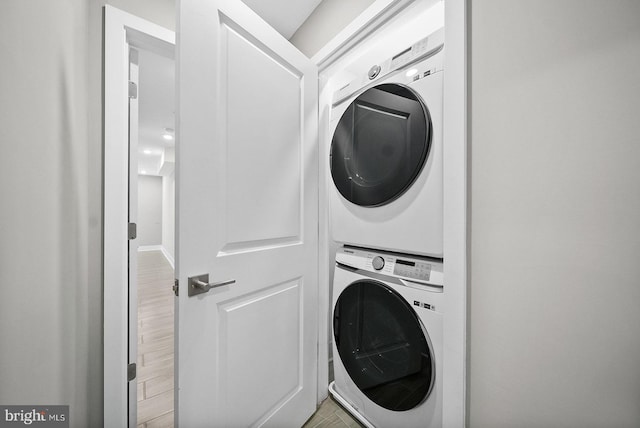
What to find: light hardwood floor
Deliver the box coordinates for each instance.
[137,250,175,428]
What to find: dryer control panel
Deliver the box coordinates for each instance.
[332,27,444,106]
[336,246,443,289]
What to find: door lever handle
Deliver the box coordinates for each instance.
[188,274,235,297]
[193,278,235,290]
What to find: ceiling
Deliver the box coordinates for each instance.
[136,0,321,176]
[242,0,323,39]
[137,48,175,176]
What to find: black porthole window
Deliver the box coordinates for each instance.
[330,84,431,207]
[333,280,435,411]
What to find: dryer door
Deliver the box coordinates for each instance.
[333,280,435,411]
[330,83,431,206]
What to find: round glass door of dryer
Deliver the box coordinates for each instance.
[330,83,431,207]
[333,280,435,411]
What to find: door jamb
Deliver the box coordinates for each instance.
[103,6,174,427]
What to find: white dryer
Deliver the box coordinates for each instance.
[329,28,444,258]
[330,246,443,428]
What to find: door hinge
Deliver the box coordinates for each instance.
[128,223,137,240]
[128,81,138,99]
[127,363,136,381]
[173,279,179,296]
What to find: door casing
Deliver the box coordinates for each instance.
[104,7,174,427]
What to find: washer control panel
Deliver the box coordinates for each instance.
[393,258,431,281]
[335,246,443,288]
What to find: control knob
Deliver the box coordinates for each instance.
[368,64,381,80]
[372,256,385,271]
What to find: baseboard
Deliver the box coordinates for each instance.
[138,245,162,252]
[137,245,175,269]
[160,246,175,270]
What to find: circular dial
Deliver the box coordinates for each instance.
[372,256,385,270]
[368,64,381,80]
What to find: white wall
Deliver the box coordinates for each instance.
[469,1,640,427]
[102,0,175,31]
[0,1,174,426]
[162,172,175,264]
[289,0,375,57]
[138,175,163,247]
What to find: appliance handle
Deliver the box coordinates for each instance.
[333,303,340,347]
[336,262,442,291]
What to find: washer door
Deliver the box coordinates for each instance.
[330,83,431,207]
[333,280,435,411]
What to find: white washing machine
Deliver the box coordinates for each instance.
[329,28,444,258]
[330,246,443,428]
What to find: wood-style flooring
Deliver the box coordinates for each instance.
[134,250,361,428]
[137,250,175,428]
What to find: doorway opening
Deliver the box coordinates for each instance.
[103,6,176,427]
[131,46,176,427]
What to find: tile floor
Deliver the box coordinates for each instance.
[303,397,364,428]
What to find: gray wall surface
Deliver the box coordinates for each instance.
[0,2,96,426]
[162,172,176,262]
[469,1,640,426]
[0,1,174,426]
[138,175,163,247]
[289,0,375,57]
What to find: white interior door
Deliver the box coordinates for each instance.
[176,0,319,426]
[128,47,139,428]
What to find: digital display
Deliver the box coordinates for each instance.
[396,259,415,267]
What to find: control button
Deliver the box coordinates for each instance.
[372,256,385,270]
[368,64,381,80]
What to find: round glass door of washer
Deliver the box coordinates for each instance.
[330,83,432,207]
[333,280,435,411]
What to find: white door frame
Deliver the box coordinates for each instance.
[103,6,174,427]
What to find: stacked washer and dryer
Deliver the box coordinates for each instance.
[328,27,445,428]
